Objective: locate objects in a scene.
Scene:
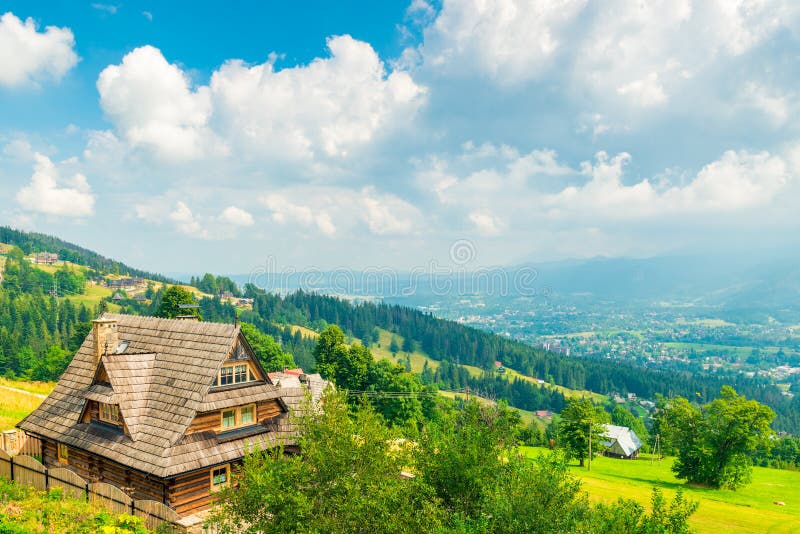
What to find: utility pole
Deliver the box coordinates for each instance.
[587,419,592,471]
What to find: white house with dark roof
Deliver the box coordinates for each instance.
[601,424,643,459]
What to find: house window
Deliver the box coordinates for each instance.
[98,403,122,425]
[210,465,230,489]
[215,363,254,387]
[221,409,236,429]
[219,404,257,431]
[57,443,68,464]
[234,364,248,383]
[220,366,234,386]
[240,405,254,425]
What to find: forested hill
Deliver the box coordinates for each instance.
[235,291,799,434]
[0,227,177,284]
[1,228,798,433]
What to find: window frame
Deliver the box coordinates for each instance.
[214,362,256,387]
[240,404,255,425]
[219,404,257,431]
[221,409,236,430]
[98,402,122,426]
[57,442,69,464]
[210,464,230,490]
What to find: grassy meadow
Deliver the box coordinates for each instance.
[0,379,54,431]
[521,446,800,533]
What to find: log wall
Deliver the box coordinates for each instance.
[187,399,284,434]
[42,438,165,502]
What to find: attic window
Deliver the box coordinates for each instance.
[214,363,253,387]
[115,341,129,354]
[220,404,257,430]
[98,403,122,425]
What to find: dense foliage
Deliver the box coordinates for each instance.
[754,435,800,470]
[239,323,295,372]
[313,325,437,429]
[654,386,775,489]
[212,392,697,534]
[154,286,201,319]
[0,253,93,381]
[0,478,152,533]
[1,248,85,298]
[188,273,241,297]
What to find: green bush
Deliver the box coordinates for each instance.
[0,478,151,533]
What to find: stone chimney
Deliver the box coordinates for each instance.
[92,318,119,363]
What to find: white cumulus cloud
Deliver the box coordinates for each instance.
[96,36,425,164]
[16,153,95,217]
[0,12,78,87]
[219,206,255,227]
[97,46,217,161]
[261,194,337,236]
[210,34,426,160]
[416,0,587,84]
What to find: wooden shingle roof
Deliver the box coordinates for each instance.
[19,313,314,478]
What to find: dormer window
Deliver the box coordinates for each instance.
[215,363,253,387]
[220,404,256,430]
[98,403,122,425]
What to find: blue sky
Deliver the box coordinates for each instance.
[1,1,799,275]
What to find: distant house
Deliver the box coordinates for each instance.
[106,277,144,290]
[601,424,643,459]
[18,314,328,519]
[33,252,59,265]
[111,292,124,302]
[535,410,554,419]
[237,298,254,309]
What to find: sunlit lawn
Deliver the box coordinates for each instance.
[521,446,800,533]
[0,380,54,431]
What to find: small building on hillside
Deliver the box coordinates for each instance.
[18,313,328,520]
[33,252,59,265]
[601,424,643,459]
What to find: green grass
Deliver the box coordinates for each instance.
[0,380,53,431]
[370,328,440,374]
[0,478,152,533]
[284,323,321,339]
[0,378,55,396]
[520,447,800,533]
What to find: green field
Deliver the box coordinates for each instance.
[0,379,54,431]
[521,447,800,533]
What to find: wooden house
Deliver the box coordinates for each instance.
[601,424,643,459]
[18,313,327,517]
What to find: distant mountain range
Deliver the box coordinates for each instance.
[220,251,800,319]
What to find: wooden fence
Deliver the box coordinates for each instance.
[0,448,191,532]
[1,429,42,457]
